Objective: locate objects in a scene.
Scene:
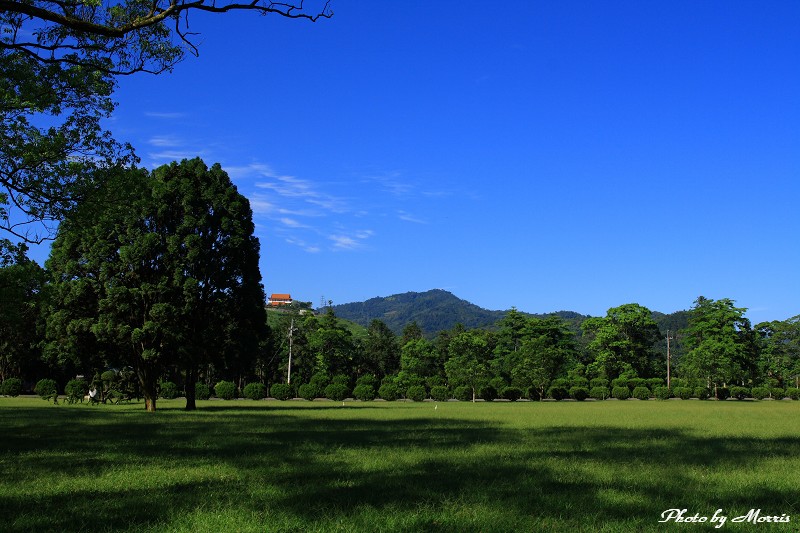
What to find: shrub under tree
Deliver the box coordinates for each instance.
[298,383,319,401]
[159,381,179,399]
[612,386,630,400]
[352,384,376,401]
[324,383,350,401]
[406,385,426,402]
[195,383,211,401]
[243,382,266,400]
[632,386,651,400]
[430,385,450,402]
[590,386,609,400]
[378,383,399,401]
[65,379,88,403]
[1,378,23,397]
[35,379,58,402]
[215,380,237,400]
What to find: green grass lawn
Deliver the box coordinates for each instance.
[1,398,799,532]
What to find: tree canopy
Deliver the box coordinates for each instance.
[45,158,267,411]
[0,1,331,243]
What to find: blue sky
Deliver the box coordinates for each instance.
[29,1,800,322]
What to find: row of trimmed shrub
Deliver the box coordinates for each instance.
[8,378,800,403]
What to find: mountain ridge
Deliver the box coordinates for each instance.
[329,289,591,337]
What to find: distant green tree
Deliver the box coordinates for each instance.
[679,297,750,398]
[307,308,356,377]
[400,338,439,378]
[444,330,491,402]
[400,321,424,345]
[756,317,800,389]
[582,303,661,379]
[493,307,529,358]
[361,319,400,378]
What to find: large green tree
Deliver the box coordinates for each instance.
[507,316,575,398]
[1,1,331,242]
[679,296,751,396]
[582,303,661,379]
[0,242,47,381]
[46,158,267,411]
[755,317,800,389]
[360,319,400,379]
[444,330,491,402]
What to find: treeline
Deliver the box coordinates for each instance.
[259,300,800,403]
[2,160,799,409]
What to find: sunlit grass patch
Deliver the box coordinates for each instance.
[1,398,799,532]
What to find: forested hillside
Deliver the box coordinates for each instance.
[331,289,591,337]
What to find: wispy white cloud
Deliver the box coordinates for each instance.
[364,171,415,197]
[279,217,307,228]
[145,111,187,119]
[329,230,373,251]
[147,150,202,163]
[285,237,321,253]
[397,210,427,224]
[148,135,183,147]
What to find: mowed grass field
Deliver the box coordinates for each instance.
[1,398,799,533]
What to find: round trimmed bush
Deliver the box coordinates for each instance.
[772,388,785,399]
[269,383,292,400]
[751,386,770,400]
[674,387,692,400]
[478,385,497,402]
[1,378,23,397]
[612,386,630,400]
[590,386,609,400]
[298,383,319,401]
[632,386,651,400]
[501,386,523,401]
[547,385,568,401]
[695,387,710,400]
[352,384,376,401]
[647,378,665,389]
[628,378,647,391]
[35,378,58,401]
[406,385,426,402]
[214,380,237,400]
[786,387,800,400]
[611,378,628,390]
[569,386,589,401]
[430,385,450,402]
[378,383,400,401]
[590,378,609,389]
[715,387,730,400]
[195,383,211,400]
[454,385,473,401]
[653,386,672,400]
[324,383,350,401]
[730,386,749,400]
[243,382,264,400]
[65,379,88,403]
[159,381,179,399]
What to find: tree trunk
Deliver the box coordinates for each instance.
[144,393,157,412]
[185,367,197,411]
[138,368,158,412]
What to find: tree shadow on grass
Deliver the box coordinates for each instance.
[1,406,799,532]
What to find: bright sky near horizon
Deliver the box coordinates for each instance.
[23,1,800,323]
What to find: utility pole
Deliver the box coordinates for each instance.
[666,330,674,389]
[287,318,295,385]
